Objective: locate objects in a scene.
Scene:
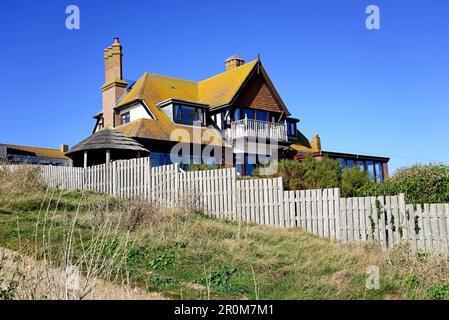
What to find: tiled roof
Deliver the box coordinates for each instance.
[289,131,318,153]
[0,144,68,159]
[113,65,245,146]
[117,60,258,109]
[198,60,258,108]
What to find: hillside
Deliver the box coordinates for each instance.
[1,168,449,300]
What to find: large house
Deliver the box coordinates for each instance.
[66,38,389,182]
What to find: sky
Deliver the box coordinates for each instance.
[0,0,448,173]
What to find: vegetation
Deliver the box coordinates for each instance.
[1,167,449,300]
[254,156,341,191]
[255,157,449,203]
[364,164,449,204]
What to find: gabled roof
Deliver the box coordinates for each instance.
[112,59,290,145]
[0,144,68,159]
[117,60,259,109]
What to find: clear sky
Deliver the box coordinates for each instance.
[0,0,448,173]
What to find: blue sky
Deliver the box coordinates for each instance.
[0,0,448,173]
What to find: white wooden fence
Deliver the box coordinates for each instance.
[2,159,449,256]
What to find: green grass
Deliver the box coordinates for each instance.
[1,185,449,300]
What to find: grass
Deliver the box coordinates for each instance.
[1,167,449,300]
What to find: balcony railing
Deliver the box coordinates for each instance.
[226,119,288,142]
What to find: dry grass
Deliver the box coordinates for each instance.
[2,166,449,300]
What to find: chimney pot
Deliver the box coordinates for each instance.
[225,55,245,71]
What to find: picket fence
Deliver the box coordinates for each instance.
[2,158,449,256]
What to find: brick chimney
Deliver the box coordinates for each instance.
[60,144,69,153]
[312,134,322,151]
[225,55,245,71]
[102,37,128,128]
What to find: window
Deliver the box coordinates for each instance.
[256,110,268,122]
[346,159,355,168]
[375,162,384,182]
[366,161,375,180]
[233,108,241,121]
[121,112,130,124]
[286,121,297,137]
[242,108,255,120]
[357,160,365,171]
[235,153,244,176]
[174,105,204,126]
[336,158,346,168]
[97,118,104,130]
[244,154,257,176]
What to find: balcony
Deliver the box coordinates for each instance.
[226,119,288,142]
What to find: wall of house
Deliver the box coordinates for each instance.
[233,72,283,114]
[118,103,153,123]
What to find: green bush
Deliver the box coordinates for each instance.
[341,167,374,197]
[427,284,449,300]
[367,164,449,204]
[188,163,217,171]
[255,155,341,191]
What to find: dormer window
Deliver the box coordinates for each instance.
[174,104,205,126]
[121,112,130,125]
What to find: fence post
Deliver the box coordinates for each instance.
[398,193,408,244]
[334,188,341,241]
[112,161,117,197]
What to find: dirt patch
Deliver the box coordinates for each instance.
[326,270,352,286]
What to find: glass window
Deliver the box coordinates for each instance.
[375,162,384,182]
[121,112,130,124]
[271,115,276,123]
[242,108,255,120]
[336,158,346,168]
[366,161,375,180]
[235,153,244,176]
[233,108,241,121]
[357,160,365,171]
[174,105,204,126]
[256,110,268,122]
[286,120,297,136]
[181,106,196,123]
[150,153,166,167]
[245,154,257,176]
[174,105,182,121]
[346,159,355,168]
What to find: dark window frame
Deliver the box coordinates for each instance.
[173,104,205,126]
[120,112,130,125]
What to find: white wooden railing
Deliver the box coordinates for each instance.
[227,119,288,141]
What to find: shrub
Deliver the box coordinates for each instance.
[0,166,44,193]
[427,284,449,300]
[341,167,374,197]
[372,164,449,204]
[188,163,217,171]
[255,155,341,191]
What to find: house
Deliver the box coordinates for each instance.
[0,144,69,166]
[66,38,389,181]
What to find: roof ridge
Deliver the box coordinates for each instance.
[0,143,62,152]
[198,59,258,84]
[144,72,197,84]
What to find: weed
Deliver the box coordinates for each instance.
[427,284,449,300]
